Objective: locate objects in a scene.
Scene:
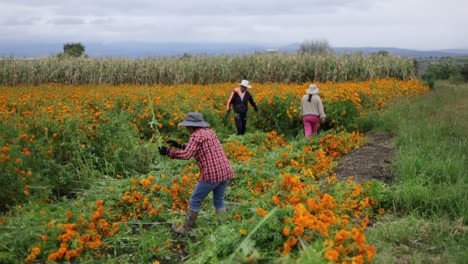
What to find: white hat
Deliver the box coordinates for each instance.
[239,80,252,88]
[178,112,210,127]
[306,84,319,95]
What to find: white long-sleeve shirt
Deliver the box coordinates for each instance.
[301,94,326,118]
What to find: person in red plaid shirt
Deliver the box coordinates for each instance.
[158,112,234,235]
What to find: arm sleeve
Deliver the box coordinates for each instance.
[248,94,258,112]
[169,136,199,160]
[226,92,235,111]
[316,97,326,118]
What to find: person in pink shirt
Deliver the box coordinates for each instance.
[301,84,326,138]
[159,112,235,235]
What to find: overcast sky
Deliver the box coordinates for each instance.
[1,0,466,50]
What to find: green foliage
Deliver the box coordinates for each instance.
[356,110,384,133]
[447,71,465,84]
[367,215,467,264]
[255,92,303,137]
[323,98,361,132]
[423,56,463,85]
[379,81,468,219]
[0,53,415,86]
[0,99,160,209]
[59,42,87,58]
[3,80,464,263]
[0,127,373,263]
[363,81,468,263]
[460,62,468,82]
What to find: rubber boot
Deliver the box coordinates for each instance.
[172,208,198,236]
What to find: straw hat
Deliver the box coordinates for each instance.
[306,84,319,95]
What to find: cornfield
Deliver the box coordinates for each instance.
[0,53,415,85]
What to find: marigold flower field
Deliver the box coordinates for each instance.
[0,79,429,263]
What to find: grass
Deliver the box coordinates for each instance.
[366,81,468,263]
[368,215,467,264]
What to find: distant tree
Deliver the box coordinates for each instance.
[376,50,389,56]
[180,52,192,59]
[299,39,334,55]
[423,56,464,87]
[58,42,87,58]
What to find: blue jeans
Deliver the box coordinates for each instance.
[189,180,231,212]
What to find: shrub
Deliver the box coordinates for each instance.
[423,56,462,83]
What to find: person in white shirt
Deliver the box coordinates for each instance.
[300,84,326,137]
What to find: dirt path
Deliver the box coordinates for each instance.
[334,131,395,184]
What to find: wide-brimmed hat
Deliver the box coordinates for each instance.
[239,79,252,88]
[306,84,319,95]
[178,112,210,127]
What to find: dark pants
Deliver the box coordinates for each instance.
[234,112,247,135]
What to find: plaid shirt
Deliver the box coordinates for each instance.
[169,128,234,182]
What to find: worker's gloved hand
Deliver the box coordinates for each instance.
[158,146,171,156]
[167,140,182,149]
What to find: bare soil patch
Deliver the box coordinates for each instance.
[334,131,395,184]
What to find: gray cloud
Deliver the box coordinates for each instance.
[2,0,371,16]
[47,17,86,25]
[1,17,42,26]
[0,0,467,49]
[88,17,114,25]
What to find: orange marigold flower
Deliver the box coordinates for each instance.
[366,245,376,262]
[1,146,9,154]
[324,248,339,262]
[306,198,319,211]
[334,229,348,243]
[96,200,104,208]
[352,184,362,197]
[239,229,248,235]
[286,237,297,247]
[256,207,268,216]
[24,246,41,263]
[293,226,304,236]
[272,195,280,205]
